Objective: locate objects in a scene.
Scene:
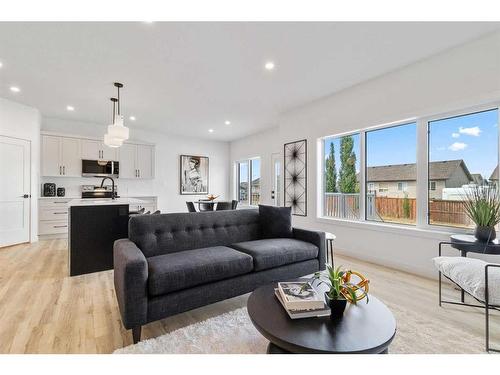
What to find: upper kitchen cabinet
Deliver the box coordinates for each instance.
[81,139,118,161]
[41,135,81,177]
[119,143,154,179]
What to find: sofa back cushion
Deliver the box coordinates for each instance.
[129,209,262,257]
[259,205,293,238]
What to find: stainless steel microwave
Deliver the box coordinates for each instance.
[81,159,119,177]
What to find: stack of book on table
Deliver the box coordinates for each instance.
[275,281,330,319]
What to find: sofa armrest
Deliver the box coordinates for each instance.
[113,239,148,329]
[293,228,326,270]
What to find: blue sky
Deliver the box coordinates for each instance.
[324,108,498,179]
[429,109,498,179]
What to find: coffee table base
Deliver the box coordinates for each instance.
[266,342,390,354]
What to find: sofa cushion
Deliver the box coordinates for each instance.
[230,238,318,271]
[433,256,500,305]
[147,246,254,296]
[259,205,293,239]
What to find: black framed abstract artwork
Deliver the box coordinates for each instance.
[180,155,209,195]
[284,139,307,216]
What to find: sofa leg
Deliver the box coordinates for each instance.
[132,326,142,344]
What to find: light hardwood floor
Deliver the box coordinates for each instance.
[0,239,497,353]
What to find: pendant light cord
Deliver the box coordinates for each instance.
[117,85,121,115]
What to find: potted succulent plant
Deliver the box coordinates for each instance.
[462,185,500,242]
[307,265,369,319]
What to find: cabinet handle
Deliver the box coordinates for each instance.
[63,166,65,175]
[53,212,67,214]
[54,225,68,228]
[138,169,141,178]
[59,166,62,175]
[53,201,67,204]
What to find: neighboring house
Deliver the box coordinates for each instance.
[489,166,498,186]
[471,173,485,185]
[239,178,261,201]
[364,159,473,199]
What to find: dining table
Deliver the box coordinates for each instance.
[195,200,217,211]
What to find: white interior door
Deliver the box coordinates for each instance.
[0,136,30,247]
[271,153,282,206]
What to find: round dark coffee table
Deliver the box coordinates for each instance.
[247,283,396,354]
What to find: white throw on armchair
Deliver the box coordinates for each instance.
[433,256,500,352]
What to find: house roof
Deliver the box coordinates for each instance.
[364,160,473,182]
[490,166,498,181]
[471,173,484,184]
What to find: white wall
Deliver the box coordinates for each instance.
[41,117,230,214]
[0,97,41,242]
[230,31,500,278]
[229,127,281,206]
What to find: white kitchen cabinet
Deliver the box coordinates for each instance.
[41,135,61,177]
[118,143,137,179]
[136,144,153,179]
[41,135,81,177]
[61,137,81,176]
[81,139,117,161]
[119,143,154,179]
[38,198,72,238]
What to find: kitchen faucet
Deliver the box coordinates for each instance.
[100,176,116,200]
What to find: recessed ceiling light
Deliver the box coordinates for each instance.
[129,116,136,121]
[225,120,231,125]
[208,129,214,133]
[66,105,75,111]
[10,86,20,93]
[264,61,275,70]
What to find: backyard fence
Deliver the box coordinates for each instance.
[324,193,473,227]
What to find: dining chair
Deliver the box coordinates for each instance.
[186,202,197,212]
[231,200,239,210]
[215,201,232,211]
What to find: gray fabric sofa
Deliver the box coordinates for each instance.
[113,209,325,343]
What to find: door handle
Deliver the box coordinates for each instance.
[22,194,30,198]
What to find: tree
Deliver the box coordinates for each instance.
[339,136,357,193]
[325,142,337,192]
[403,193,411,219]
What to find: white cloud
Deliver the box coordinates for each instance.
[458,126,481,137]
[448,142,467,151]
[451,133,460,138]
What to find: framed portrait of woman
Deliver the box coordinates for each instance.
[179,155,209,194]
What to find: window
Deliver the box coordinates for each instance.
[236,158,261,206]
[367,183,375,194]
[428,108,498,228]
[251,159,261,205]
[319,104,499,232]
[323,133,360,220]
[366,122,417,225]
[237,161,249,204]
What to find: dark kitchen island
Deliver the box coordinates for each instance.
[68,198,144,276]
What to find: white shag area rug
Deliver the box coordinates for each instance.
[114,304,485,354]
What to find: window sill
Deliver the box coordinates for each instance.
[315,216,476,241]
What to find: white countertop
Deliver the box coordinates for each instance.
[39,196,80,200]
[68,198,146,207]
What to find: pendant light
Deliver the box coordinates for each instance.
[104,97,124,148]
[107,82,130,141]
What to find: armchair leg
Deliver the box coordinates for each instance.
[132,326,142,344]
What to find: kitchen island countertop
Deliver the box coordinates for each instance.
[68,198,146,207]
